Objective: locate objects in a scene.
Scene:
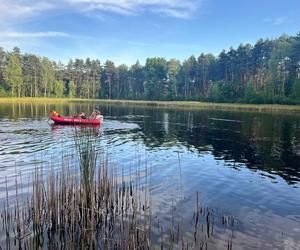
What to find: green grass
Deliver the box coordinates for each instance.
[0,97,71,104]
[1,97,300,113]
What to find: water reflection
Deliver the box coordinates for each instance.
[102,105,300,185]
[1,102,300,249]
[0,102,300,185]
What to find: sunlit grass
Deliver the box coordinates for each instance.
[1,97,300,113]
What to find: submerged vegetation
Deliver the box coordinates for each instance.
[0,129,234,249]
[1,32,300,104]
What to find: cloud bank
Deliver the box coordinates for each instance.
[69,0,201,18]
[0,1,53,20]
[0,0,202,21]
[0,31,70,38]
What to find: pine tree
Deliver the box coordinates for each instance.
[4,52,23,97]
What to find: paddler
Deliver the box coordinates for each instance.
[50,110,59,116]
[79,112,86,119]
[91,108,103,122]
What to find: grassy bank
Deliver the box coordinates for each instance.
[1,97,300,113]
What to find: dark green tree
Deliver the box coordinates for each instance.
[4,52,23,97]
[144,57,168,100]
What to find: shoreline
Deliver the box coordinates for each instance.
[1,97,300,113]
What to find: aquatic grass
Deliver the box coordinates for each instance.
[0,97,70,104]
[74,128,97,203]
[1,129,234,249]
[1,97,300,114]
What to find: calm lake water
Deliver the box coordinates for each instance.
[1,102,300,249]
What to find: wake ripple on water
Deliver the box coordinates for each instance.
[0,106,300,249]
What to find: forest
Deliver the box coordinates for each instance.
[0,32,300,104]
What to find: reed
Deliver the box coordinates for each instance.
[1,97,300,113]
[1,129,234,249]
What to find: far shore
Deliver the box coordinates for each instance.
[1,97,300,114]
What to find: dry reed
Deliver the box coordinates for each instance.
[1,129,234,249]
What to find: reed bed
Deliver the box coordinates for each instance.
[1,97,300,113]
[1,129,234,249]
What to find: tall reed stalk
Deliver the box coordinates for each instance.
[1,128,234,249]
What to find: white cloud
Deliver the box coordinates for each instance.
[0,0,202,23]
[0,31,70,38]
[67,0,202,18]
[0,1,53,20]
[158,8,191,19]
[273,17,286,25]
[264,17,291,26]
[0,1,69,42]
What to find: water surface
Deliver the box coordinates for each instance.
[0,102,300,249]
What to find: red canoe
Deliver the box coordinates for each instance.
[51,115,101,125]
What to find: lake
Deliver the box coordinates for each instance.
[0,102,300,249]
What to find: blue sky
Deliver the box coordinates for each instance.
[0,0,299,65]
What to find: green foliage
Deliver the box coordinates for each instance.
[167,59,180,99]
[42,57,55,97]
[130,61,144,99]
[244,81,256,103]
[68,81,76,98]
[292,78,300,99]
[1,33,300,104]
[4,53,23,97]
[53,80,65,97]
[0,85,7,97]
[116,64,130,98]
[207,83,223,102]
[144,57,168,100]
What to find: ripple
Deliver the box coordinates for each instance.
[0,105,300,249]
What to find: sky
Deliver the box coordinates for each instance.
[0,0,299,65]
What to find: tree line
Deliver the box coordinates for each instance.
[1,32,300,104]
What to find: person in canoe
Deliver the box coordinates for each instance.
[79,112,87,119]
[50,109,102,125]
[71,112,86,119]
[50,110,59,117]
[91,108,104,122]
[91,108,99,117]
